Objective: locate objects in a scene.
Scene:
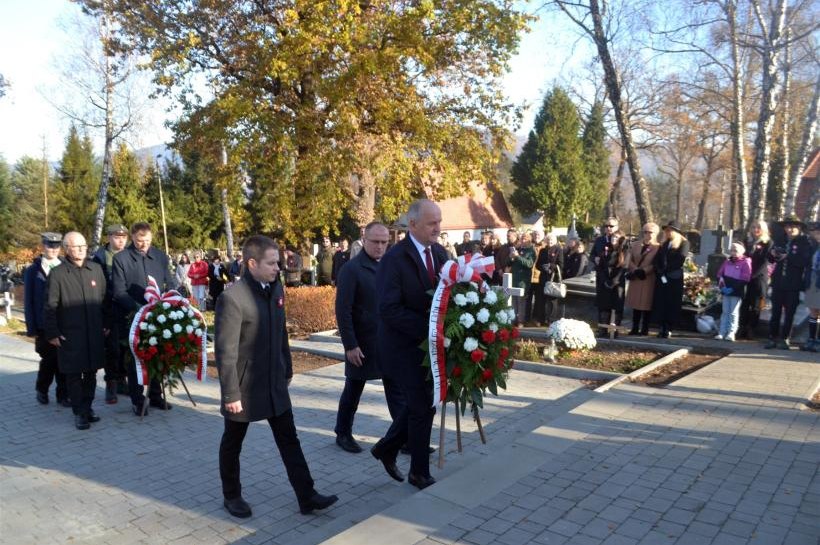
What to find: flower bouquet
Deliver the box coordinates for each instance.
[682,259,718,307]
[129,276,207,412]
[546,318,597,352]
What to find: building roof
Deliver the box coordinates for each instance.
[435,182,514,230]
[802,147,820,180]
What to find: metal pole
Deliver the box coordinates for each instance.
[155,156,170,257]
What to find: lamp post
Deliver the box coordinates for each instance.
[155,155,170,257]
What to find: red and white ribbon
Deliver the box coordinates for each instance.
[428,253,495,406]
[129,275,208,385]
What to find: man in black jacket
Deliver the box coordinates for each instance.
[112,222,177,415]
[333,222,403,454]
[216,235,337,518]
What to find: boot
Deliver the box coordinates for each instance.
[105,380,118,404]
[628,311,641,335]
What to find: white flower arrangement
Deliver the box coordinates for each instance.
[488,322,499,332]
[483,290,498,305]
[454,294,468,307]
[139,322,148,330]
[173,324,183,333]
[463,337,479,352]
[148,337,158,346]
[459,313,476,328]
[546,318,597,351]
[162,302,171,309]
[506,308,516,322]
[465,291,480,305]
[148,324,157,333]
[162,329,172,339]
[496,311,509,325]
[186,324,194,334]
[157,314,167,324]
[476,308,490,323]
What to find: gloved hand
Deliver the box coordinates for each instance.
[634,269,647,280]
[720,286,733,296]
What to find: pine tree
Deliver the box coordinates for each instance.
[581,101,611,219]
[0,157,13,252]
[9,156,51,248]
[106,143,155,230]
[510,87,588,226]
[52,125,100,236]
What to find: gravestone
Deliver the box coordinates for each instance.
[695,227,732,269]
[499,272,525,306]
[705,225,732,280]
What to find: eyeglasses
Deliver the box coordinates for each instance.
[605,225,616,228]
[642,231,654,234]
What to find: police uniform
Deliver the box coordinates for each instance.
[766,217,813,349]
[24,233,68,406]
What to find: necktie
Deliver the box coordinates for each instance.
[262,284,271,298]
[424,247,436,285]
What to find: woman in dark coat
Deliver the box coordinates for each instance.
[652,222,690,338]
[595,232,627,337]
[739,220,773,338]
[534,233,565,326]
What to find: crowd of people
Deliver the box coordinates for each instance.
[16,202,820,518]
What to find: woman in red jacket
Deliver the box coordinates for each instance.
[187,251,209,310]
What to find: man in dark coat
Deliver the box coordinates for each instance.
[216,235,337,518]
[316,236,335,286]
[111,222,177,415]
[333,222,404,454]
[24,232,68,406]
[92,223,129,403]
[765,216,813,350]
[372,199,448,490]
[331,238,351,284]
[44,232,108,430]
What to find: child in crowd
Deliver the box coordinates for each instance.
[715,242,752,342]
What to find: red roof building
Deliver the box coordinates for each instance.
[796,147,820,220]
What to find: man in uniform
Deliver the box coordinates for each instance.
[24,232,68,406]
[316,236,335,286]
[112,222,177,415]
[44,232,108,430]
[92,224,129,403]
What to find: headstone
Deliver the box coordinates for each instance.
[695,227,732,268]
[706,225,732,280]
[499,272,525,307]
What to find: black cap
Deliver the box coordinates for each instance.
[777,215,807,229]
[106,224,128,236]
[41,232,62,246]
[662,221,682,233]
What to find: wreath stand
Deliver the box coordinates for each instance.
[436,401,487,469]
[139,372,198,419]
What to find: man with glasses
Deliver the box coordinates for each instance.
[44,232,108,430]
[25,232,69,407]
[333,222,405,455]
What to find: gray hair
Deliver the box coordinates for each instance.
[406,199,435,223]
[62,231,85,249]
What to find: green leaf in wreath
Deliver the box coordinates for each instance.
[488,380,498,396]
[471,387,483,409]
[497,375,507,390]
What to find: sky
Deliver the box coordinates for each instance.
[0,1,593,164]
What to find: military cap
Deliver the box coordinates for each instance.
[106,223,129,235]
[41,232,63,246]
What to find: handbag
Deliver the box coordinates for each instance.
[543,265,566,299]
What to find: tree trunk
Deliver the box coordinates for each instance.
[606,146,626,219]
[570,0,654,224]
[776,29,791,220]
[726,0,749,229]
[784,73,820,217]
[748,0,787,229]
[695,166,715,231]
[220,144,235,258]
[90,11,114,250]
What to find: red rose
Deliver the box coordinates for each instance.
[452,366,462,377]
[500,347,509,359]
[470,350,485,363]
[148,346,158,355]
[481,330,496,344]
[188,333,196,341]
[511,327,520,339]
[498,329,510,342]
[482,369,493,381]
[497,358,504,369]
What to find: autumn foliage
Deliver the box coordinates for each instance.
[284,286,337,337]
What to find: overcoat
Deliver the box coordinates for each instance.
[625,242,659,311]
[652,240,690,325]
[216,270,293,422]
[769,235,812,292]
[335,250,382,381]
[43,260,107,374]
[509,245,535,289]
[744,238,773,307]
[23,256,63,336]
[112,244,176,315]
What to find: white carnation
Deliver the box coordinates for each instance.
[483,290,498,304]
[187,310,195,318]
[195,328,203,337]
[463,337,479,352]
[162,329,172,339]
[157,314,167,324]
[162,302,171,309]
[148,337,157,346]
[443,337,451,348]
[454,294,468,307]
[496,311,509,324]
[173,324,182,333]
[489,322,499,332]
[465,291,480,304]
[476,308,491,323]
[506,308,516,321]
[191,319,200,327]
[139,322,148,331]
[148,324,157,333]
[458,313,475,328]
[186,325,194,334]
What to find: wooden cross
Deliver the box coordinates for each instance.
[498,272,525,307]
[597,310,619,340]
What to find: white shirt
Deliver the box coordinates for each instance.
[407,232,431,267]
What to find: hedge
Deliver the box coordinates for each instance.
[285,285,337,336]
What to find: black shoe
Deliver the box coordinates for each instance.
[87,410,100,423]
[299,493,338,515]
[105,381,118,404]
[75,414,90,430]
[764,339,777,349]
[57,397,72,408]
[132,404,148,416]
[628,328,640,336]
[335,434,363,453]
[777,339,791,350]
[36,392,48,405]
[149,399,172,410]
[408,473,436,490]
[223,497,252,518]
[400,445,436,455]
[371,445,405,482]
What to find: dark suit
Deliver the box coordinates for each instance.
[216,270,316,506]
[111,243,177,407]
[373,235,447,478]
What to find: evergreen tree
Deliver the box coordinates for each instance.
[52,125,100,236]
[106,143,155,230]
[9,156,52,248]
[161,153,222,251]
[581,101,611,219]
[510,87,588,226]
[0,157,13,252]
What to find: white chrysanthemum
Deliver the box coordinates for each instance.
[139,322,148,330]
[162,302,171,309]
[469,282,479,290]
[454,294,468,307]
[506,308,516,321]
[148,337,158,346]
[195,328,203,337]
[458,313,475,328]
[463,337,479,352]
[191,319,200,327]
[443,337,451,348]
[187,310,195,318]
[476,308,491,323]
[173,324,182,333]
[465,291,480,304]
[148,324,157,333]
[496,311,509,324]
[162,329,172,339]
[483,290,498,304]
[157,314,167,324]
[488,322,499,332]
[547,318,597,351]
[186,325,194,334]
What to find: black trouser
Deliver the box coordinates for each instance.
[769,289,800,340]
[103,328,127,383]
[34,334,67,400]
[219,410,315,504]
[630,309,650,334]
[334,378,366,437]
[372,375,435,478]
[740,276,766,336]
[125,345,163,406]
[524,283,537,323]
[66,371,97,416]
